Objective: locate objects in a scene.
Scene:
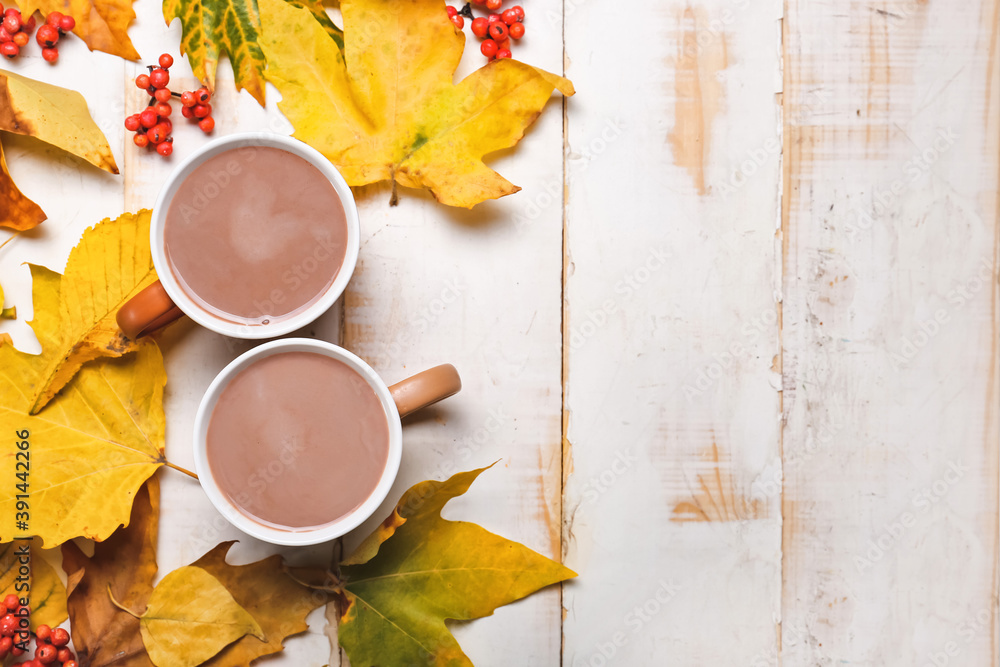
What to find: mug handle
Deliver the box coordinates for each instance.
[388,364,462,418]
[117,280,185,340]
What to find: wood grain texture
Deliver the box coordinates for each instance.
[337,0,567,658]
[2,0,998,663]
[561,0,784,664]
[781,0,1000,663]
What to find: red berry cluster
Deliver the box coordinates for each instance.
[451,1,525,61]
[34,11,73,62]
[0,5,33,60]
[0,593,80,667]
[445,5,464,29]
[0,593,77,666]
[0,593,29,661]
[0,5,74,62]
[20,623,76,667]
[124,54,215,158]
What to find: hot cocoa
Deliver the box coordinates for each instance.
[164,146,347,325]
[206,351,390,530]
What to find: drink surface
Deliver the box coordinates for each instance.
[207,351,391,530]
[164,146,348,324]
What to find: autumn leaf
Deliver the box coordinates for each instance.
[258,0,573,208]
[25,210,158,414]
[337,466,576,666]
[194,541,328,667]
[163,0,268,104]
[163,0,342,106]
[0,279,14,320]
[67,528,326,666]
[0,542,68,630]
[0,266,167,547]
[24,547,67,628]
[138,566,265,667]
[14,0,139,58]
[0,140,44,231]
[0,70,118,173]
[294,0,343,46]
[62,477,158,667]
[0,70,118,231]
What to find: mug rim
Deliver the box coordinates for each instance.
[192,338,404,546]
[150,133,360,339]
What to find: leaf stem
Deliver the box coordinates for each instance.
[0,231,23,254]
[107,585,141,619]
[389,177,399,207]
[164,461,198,480]
[284,568,343,593]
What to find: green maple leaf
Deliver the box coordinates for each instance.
[335,465,576,666]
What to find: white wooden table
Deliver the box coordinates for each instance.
[2,0,998,664]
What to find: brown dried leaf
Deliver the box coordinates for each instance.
[62,477,158,667]
[195,541,329,667]
[139,566,265,667]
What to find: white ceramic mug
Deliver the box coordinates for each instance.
[192,338,462,546]
[117,133,360,340]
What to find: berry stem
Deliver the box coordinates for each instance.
[107,585,142,619]
[457,2,473,19]
[171,91,182,98]
[164,460,199,480]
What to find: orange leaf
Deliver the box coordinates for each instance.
[0,139,45,231]
[16,0,139,59]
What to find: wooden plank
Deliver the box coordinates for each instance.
[335,1,568,663]
[561,0,784,664]
[781,0,1000,663]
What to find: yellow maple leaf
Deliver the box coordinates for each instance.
[25,210,158,415]
[0,266,167,547]
[258,0,574,208]
[0,70,119,231]
[14,0,139,59]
